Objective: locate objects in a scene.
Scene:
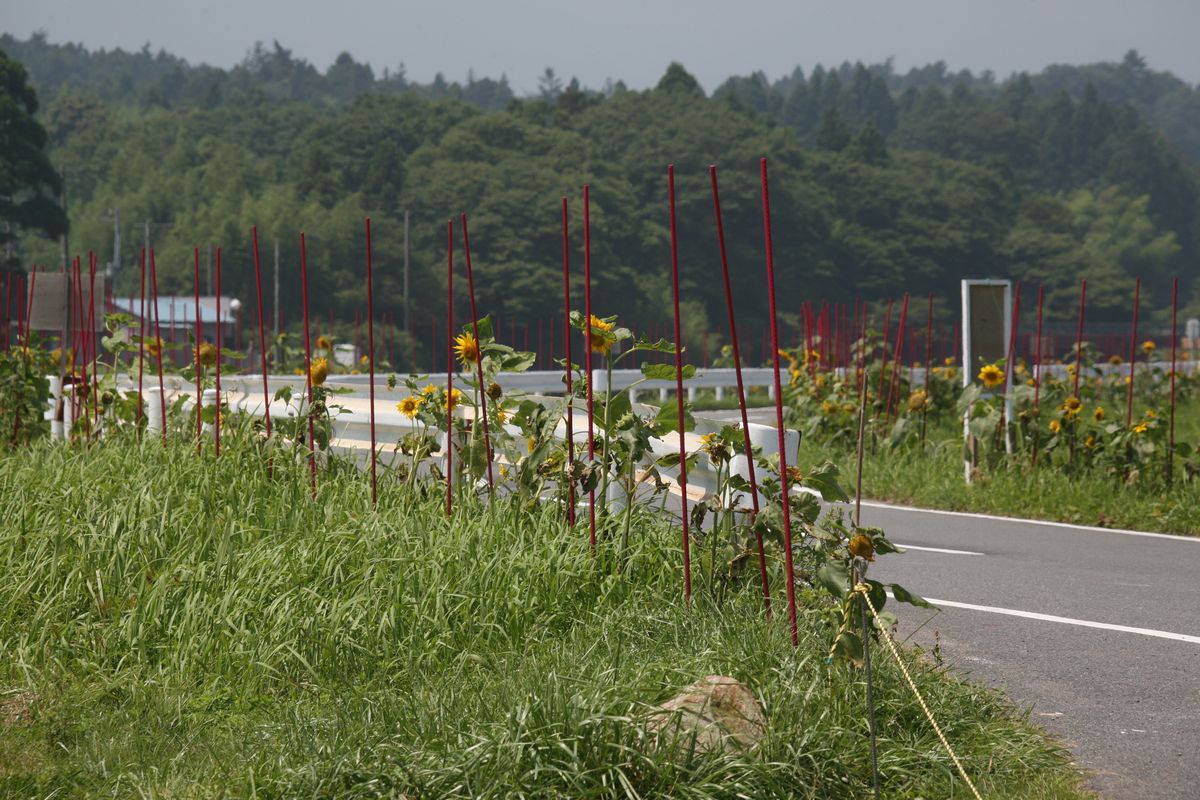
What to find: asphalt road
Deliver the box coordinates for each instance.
[859,502,1200,800]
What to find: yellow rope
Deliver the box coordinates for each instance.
[853,582,984,800]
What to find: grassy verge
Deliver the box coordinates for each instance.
[0,435,1090,798]
[797,419,1200,535]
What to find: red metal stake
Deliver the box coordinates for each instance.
[1168,276,1178,484]
[366,217,378,504]
[761,157,799,647]
[215,247,222,457]
[460,212,494,493]
[251,227,272,436]
[300,232,317,497]
[149,250,167,444]
[1126,277,1140,427]
[137,248,146,430]
[583,184,597,552]
[445,219,454,516]
[667,164,692,604]
[886,294,909,425]
[561,197,576,525]
[1073,279,1086,397]
[710,164,770,614]
[194,247,202,451]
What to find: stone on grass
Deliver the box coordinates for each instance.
[649,675,766,754]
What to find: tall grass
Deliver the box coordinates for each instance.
[0,432,1089,798]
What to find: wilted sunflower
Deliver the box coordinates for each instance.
[1092,406,1105,422]
[1060,396,1083,417]
[487,382,502,400]
[699,432,730,465]
[907,390,929,412]
[589,315,615,355]
[1049,419,1061,434]
[785,465,804,484]
[1108,354,1123,366]
[978,364,1005,388]
[1142,340,1156,355]
[310,357,329,387]
[454,332,480,365]
[943,367,957,381]
[316,335,333,350]
[397,395,422,419]
[848,534,875,562]
[195,342,217,366]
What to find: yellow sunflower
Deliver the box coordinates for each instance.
[1108,354,1123,366]
[1142,340,1156,355]
[145,337,163,358]
[1049,419,1061,434]
[944,357,954,366]
[1092,406,1105,422]
[397,395,422,419]
[454,332,480,365]
[589,315,615,355]
[316,335,333,350]
[978,364,1005,388]
[907,390,929,412]
[445,387,463,410]
[1133,421,1149,434]
[421,383,438,397]
[1085,434,1097,450]
[195,342,217,366]
[360,355,370,367]
[309,357,329,387]
[821,400,837,416]
[1060,396,1083,417]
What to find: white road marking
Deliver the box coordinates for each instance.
[895,543,983,556]
[861,500,1199,542]
[922,596,1200,645]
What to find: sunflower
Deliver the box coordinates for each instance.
[944,357,955,367]
[1133,421,1149,434]
[293,367,304,376]
[360,355,370,367]
[848,534,875,562]
[494,406,509,425]
[445,387,463,410]
[978,364,1005,388]
[310,357,329,387]
[1142,340,1156,355]
[699,432,730,465]
[907,390,929,412]
[1060,396,1083,417]
[1092,406,1105,422]
[397,395,422,419]
[785,465,804,484]
[454,332,480,365]
[1049,419,1061,434]
[1085,434,1097,450]
[821,400,837,416]
[944,367,957,381]
[421,383,438,397]
[145,337,163,358]
[195,342,217,366]
[316,335,333,350]
[487,382,502,400]
[589,315,615,355]
[1108,354,1123,366]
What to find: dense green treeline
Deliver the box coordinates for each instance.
[3,33,1198,347]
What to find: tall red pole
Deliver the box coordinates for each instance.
[667,165,692,603]
[1168,276,1178,485]
[710,164,770,614]
[460,213,494,492]
[1033,286,1045,412]
[149,250,167,444]
[300,232,317,497]
[1073,279,1086,397]
[1125,277,1140,426]
[88,254,99,431]
[137,248,146,430]
[761,157,799,647]
[583,184,597,552]
[214,247,222,457]
[365,217,377,504]
[1004,281,1021,399]
[877,299,893,411]
[445,220,454,516]
[194,247,202,450]
[250,227,272,436]
[886,293,909,425]
[561,197,576,525]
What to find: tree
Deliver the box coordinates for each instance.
[655,63,704,98]
[0,49,67,268]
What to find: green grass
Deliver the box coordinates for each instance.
[797,398,1200,535]
[0,433,1091,798]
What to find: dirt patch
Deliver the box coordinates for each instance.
[0,690,37,727]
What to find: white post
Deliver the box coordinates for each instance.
[147,387,163,434]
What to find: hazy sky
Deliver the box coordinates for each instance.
[7,0,1200,91]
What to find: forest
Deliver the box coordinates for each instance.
[3,32,1199,349]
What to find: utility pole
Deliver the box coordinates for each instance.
[403,209,410,335]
